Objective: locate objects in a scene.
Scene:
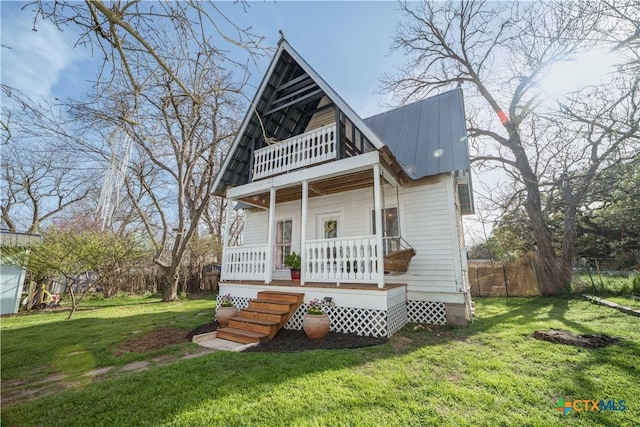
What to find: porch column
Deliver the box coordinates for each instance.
[223,197,234,248]
[265,187,276,284]
[300,180,308,285]
[373,165,385,289]
[221,197,234,281]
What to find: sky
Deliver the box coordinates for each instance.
[1,1,405,117]
[0,1,620,244]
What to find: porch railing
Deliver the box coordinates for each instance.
[252,123,337,180]
[304,235,380,283]
[221,244,269,281]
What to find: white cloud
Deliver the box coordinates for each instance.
[1,11,81,99]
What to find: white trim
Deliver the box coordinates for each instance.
[265,188,276,284]
[219,282,404,311]
[227,151,380,199]
[223,198,234,247]
[373,165,385,289]
[301,180,308,285]
[445,173,463,292]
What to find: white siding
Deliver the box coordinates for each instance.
[398,174,463,297]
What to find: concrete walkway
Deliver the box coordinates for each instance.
[191,331,258,351]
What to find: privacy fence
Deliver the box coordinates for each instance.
[468,254,542,297]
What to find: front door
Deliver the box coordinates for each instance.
[316,212,342,239]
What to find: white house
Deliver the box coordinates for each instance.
[212,39,474,342]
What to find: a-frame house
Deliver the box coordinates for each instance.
[212,39,474,341]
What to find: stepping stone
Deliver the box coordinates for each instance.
[39,373,68,383]
[196,338,258,352]
[182,350,214,359]
[120,361,150,372]
[83,367,113,377]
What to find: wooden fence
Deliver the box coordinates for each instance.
[468,254,541,297]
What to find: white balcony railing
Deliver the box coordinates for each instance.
[221,245,269,281]
[304,236,380,283]
[252,123,337,180]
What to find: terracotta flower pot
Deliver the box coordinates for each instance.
[302,314,330,340]
[216,306,238,327]
[290,269,301,280]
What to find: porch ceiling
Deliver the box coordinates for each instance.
[239,169,375,207]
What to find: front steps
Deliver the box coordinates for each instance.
[216,291,304,344]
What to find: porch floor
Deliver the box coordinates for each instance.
[221,280,406,291]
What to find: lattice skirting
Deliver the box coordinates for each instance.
[407,300,447,325]
[387,302,408,336]
[217,295,250,310]
[284,302,408,338]
[217,295,447,336]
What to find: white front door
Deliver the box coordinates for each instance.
[316,212,343,239]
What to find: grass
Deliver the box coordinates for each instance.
[605,296,640,310]
[1,294,216,384]
[574,272,640,296]
[2,295,639,426]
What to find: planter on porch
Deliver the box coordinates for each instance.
[303,314,330,339]
[285,252,302,281]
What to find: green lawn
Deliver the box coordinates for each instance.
[2,295,639,426]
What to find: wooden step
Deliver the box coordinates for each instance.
[257,291,304,304]
[215,291,305,345]
[248,299,296,312]
[228,317,280,335]
[239,308,289,323]
[216,327,268,344]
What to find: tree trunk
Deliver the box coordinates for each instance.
[560,181,578,290]
[163,265,180,301]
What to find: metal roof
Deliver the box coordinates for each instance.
[363,88,470,180]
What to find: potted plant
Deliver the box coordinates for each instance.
[284,252,301,280]
[302,298,330,339]
[215,293,238,327]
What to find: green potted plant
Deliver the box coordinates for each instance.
[215,293,238,327]
[284,252,301,280]
[302,298,330,339]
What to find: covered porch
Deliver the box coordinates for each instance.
[220,149,405,288]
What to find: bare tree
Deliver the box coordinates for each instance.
[27,0,265,101]
[1,86,95,233]
[68,29,247,301]
[383,1,639,293]
[19,2,266,300]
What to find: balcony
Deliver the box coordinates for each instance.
[252,123,337,180]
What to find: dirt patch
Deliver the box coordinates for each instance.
[532,329,619,348]
[391,336,413,352]
[115,327,189,355]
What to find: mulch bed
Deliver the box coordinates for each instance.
[532,328,619,349]
[187,322,387,352]
[115,322,387,355]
